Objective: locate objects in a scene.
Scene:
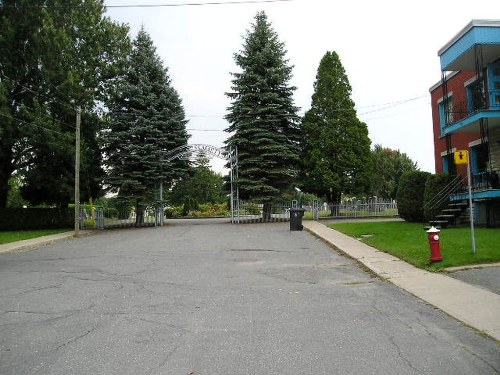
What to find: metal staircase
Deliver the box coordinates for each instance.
[429,200,469,228]
[424,175,468,228]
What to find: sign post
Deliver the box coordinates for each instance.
[454,150,476,254]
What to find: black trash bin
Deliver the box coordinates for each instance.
[290,208,305,231]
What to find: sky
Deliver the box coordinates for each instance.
[104,0,499,174]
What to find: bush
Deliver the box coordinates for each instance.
[191,203,230,217]
[396,171,431,222]
[0,208,74,230]
[103,208,119,219]
[84,219,96,228]
[182,196,199,216]
[164,206,183,218]
[423,174,454,221]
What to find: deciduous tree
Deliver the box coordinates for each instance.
[170,156,226,205]
[0,0,130,207]
[370,144,418,199]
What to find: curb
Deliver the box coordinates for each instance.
[0,230,95,254]
[444,262,500,273]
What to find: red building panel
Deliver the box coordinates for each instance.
[430,71,481,174]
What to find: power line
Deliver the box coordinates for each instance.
[0,112,74,137]
[356,94,428,110]
[0,74,77,114]
[360,103,429,122]
[1,0,293,8]
[105,0,294,8]
[357,95,428,116]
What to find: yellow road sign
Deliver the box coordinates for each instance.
[454,150,469,165]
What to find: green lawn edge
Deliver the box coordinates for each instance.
[0,229,70,245]
[329,221,500,270]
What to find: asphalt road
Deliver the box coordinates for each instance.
[447,267,500,295]
[0,219,499,374]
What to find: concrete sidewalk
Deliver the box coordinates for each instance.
[303,220,500,342]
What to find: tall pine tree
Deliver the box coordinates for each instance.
[104,28,189,224]
[225,11,300,220]
[300,51,372,207]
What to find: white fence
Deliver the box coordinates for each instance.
[233,199,398,223]
[233,201,293,223]
[305,200,398,220]
[82,207,162,229]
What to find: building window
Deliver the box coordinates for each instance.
[466,79,485,113]
[488,61,500,108]
[471,143,488,174]
[439,95,453,132]
[442,155,449,174]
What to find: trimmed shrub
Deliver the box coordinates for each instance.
[0,208,74,230]
[423,174,454,221]
[396,171,431,222]
[182,196,199,216]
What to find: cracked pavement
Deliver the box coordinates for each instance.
[0,220,499,374]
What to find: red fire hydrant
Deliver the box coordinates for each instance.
[427,226,443,263]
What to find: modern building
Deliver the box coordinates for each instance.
[429,20,500,227]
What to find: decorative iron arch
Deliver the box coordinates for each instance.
[161,144,239,223]
[162,144,230,162]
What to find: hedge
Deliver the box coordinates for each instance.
[0,208,74,230]
[396,171,431,222]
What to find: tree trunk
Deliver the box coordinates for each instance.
[135,200,144,227]
[262,202,272,222]
[328,191,341,217]
[0,162,13,208]
[0,147,14,208]
[0,179,9,208]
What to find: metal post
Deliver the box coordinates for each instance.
[159,179,164,226]
[74,107,81,237]
[467,153,476,254]
[235,146,239,224]
[230,146,234,223]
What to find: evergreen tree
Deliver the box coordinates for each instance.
[300,51,372,207]
[225,11,300,220]
[104,28,190,224]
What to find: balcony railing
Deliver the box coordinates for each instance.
[445,90,500,127]
[473,171,500,190]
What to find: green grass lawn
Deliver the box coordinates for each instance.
[330,221,500,270]
[0,229,69,245]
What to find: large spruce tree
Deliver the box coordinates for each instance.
[225,11,300,219]
[300,51,372,206]
[104,28,189,223]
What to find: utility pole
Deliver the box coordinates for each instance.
[74,106,81,237]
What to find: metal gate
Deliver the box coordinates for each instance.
[162,144,240,223]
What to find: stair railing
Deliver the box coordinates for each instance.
[423,175,466,222]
